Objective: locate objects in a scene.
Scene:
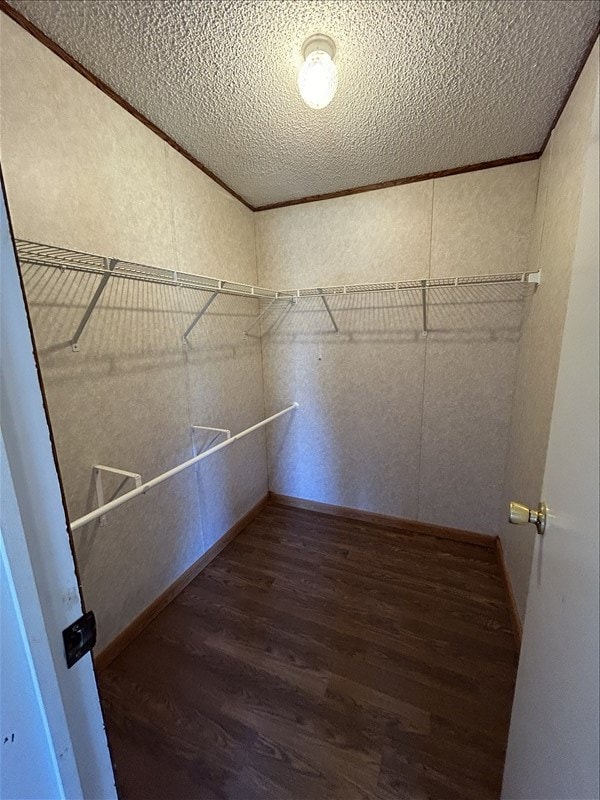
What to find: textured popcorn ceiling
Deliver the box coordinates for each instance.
[7,0,600,207]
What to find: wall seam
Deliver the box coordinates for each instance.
[253,213,272,493]
[163,144,179,272]
[164,142,207,557]
[416,179,435,520]
[533,151,552,276]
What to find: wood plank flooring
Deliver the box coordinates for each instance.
[98,501,519,800]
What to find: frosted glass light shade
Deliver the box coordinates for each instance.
[298,37,337,109]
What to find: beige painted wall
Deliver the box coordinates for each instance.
[0,16,268,651]
[256,160,539,532]
[501,42,599,620]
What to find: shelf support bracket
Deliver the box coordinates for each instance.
[243,297,287,338]
[319,291,339,333]
[71,258,117,351]
[93,464,142,527]
[183,291,219,342]
[421,280,428,336]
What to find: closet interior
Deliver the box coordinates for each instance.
[1,2,599,799]
[14,237,541,536]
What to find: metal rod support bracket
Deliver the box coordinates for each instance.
[191,426,231,439]
[93,464,142,527]
[191,425,231,455]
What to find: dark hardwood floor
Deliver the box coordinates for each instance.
[99,501,519,800]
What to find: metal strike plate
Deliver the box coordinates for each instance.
[62,610,97,668]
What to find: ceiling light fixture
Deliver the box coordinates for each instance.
[298,34,337,110]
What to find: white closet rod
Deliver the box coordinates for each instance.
[69,403,299,532]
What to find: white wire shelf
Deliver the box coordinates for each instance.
[15,239,541,343]
[15,240,278,299]
[15,240,541,298]
[277,271,540,297]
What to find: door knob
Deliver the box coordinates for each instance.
[509,501,547,535]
